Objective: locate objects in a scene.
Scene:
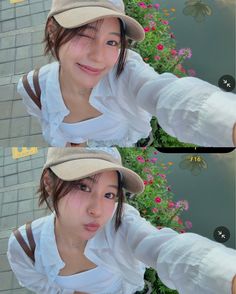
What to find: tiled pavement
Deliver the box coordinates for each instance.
[0,0,51,147]
[0,148,49,293]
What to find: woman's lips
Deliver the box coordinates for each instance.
[84,223,100,232]
[77,63,103,76]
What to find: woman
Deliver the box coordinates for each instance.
[17,0,236,147]
[7,147,236,293]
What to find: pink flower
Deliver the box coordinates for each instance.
[185,220,192,229]
[178,218,183,225]
[187,69,196,77]
[168,201,175,209]
[154,55,161,61]
[176,200,189,211]
[147,4,153,8]
[136,155,145,163]
[166,185,171,191]
[143,180,148,185]
[159,174,166,179]
[151,157,158,163]
[154,3,160,9]
[155,197,162,203]
[147,174,154,180]
[156,44,164,51]
[171,49,177,56]
[143,57,149,61]
[178,48,192,59]
[138,2,147,9]
[153,151,158,155]
[162,20,169,25]
[149,180,153,185]
[180,230,186,234]
[144,27,150,32]
[152,207,158,213]
[170,33,175,39]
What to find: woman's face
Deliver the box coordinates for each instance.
[59,17,121,89]
[56,171,118,241]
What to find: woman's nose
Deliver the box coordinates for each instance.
[87,40,104,63]
[87,197,102,217]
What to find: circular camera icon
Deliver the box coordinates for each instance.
[218,75,235,92]
[213,226,230,243]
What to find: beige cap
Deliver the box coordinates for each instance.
[47,0,145,41]
[44,147,144,194]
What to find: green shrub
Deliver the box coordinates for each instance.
[124,0,196,147]
[119,148,192,293]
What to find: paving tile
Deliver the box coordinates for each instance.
[2,19,16,33]
[28,134,47,147]
[0,120,10,139]
[11,99,28,117]
[1,8,15,21]
[18,170,33,184]
[0,48,15,63]
[30,2,44,14]
[3,190,18,203]
[0,238,8,255]
[31,30,44,44]
[31,156,44,169]
[30,116,41,134]
[3,163,17,176]
[4,174,18,187]
[0,215,17,230]
[32,55,49,68]
[3,155,15,166]
[17,159,32,172]
[32,12,46,26]
[0,36,16,50]
[32,43,43,57]
[16,5,30,18]
[2,202,18,217]
[16,15,31,30]
[17,211,34,226]
[15,58,33,74]
[0,101,12,120]
[10,136,29,147]
[18,186,34,201]
[18,199,33,213]
[0,254,11,272]
[16,32,32,47]
[16,46,31,60]
[0,62,15,76]
[0,84,14,102]
[10,117,30,137]
[0,271,12,290]
[34,209,48,219]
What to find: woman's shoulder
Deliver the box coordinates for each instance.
[8,214,52,252]
[17,62,59,93]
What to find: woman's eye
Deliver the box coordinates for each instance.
[105,193,116,200]
[107,40,120,47]
[78,184,90,192]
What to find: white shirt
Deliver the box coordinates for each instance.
[17,50,236,147]
[7,204,236,294]
[55,266,123,293]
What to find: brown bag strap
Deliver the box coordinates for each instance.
[13,221,35,263]
[22,69,41,110]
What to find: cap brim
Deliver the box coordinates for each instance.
[53,7,145,41]
[50,158,144,194]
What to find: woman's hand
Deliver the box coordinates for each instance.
[233,123,236,146]
[232,275,236,294]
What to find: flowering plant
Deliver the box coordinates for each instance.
[124,0,197,147]
[119,147,192,293]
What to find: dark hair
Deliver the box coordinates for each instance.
[38,169,125,231]
[43,17,128,78]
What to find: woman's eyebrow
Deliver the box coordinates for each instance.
[85,25,120,37]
